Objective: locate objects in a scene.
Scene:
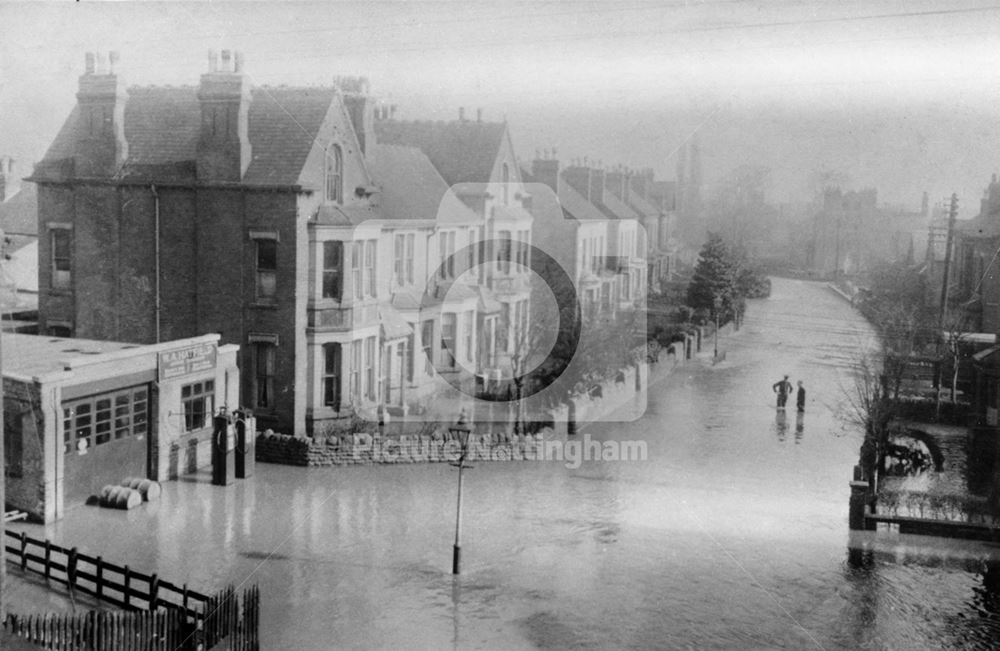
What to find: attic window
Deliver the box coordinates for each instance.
[326,145,343,204]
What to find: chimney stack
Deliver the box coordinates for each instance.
[532,154,560,195]
[196,49,252,181]
[338,75,376,155]
[75,51,129,176]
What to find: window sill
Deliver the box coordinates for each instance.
[250,301,278,309]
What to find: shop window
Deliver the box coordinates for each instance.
[182,380,215,432]
[255,238,277,300]
[323,343,341,409]
[322,241,343,300]
[252,343,275,409]
[51,228,72,289]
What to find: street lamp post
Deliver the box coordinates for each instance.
[713,296,721,360]
[449,409,472,575]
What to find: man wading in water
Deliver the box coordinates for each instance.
[773,375,793,410]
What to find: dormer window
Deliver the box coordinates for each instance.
[326,145,343,203]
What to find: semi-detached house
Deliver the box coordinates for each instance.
[31,51,489,435]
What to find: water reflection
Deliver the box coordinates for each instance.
[795,411,804,444]
[774,410,788,442]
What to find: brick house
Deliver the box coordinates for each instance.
[31,52,515,435]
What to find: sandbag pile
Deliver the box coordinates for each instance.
[98,485,142,510]
[120,477,162,501]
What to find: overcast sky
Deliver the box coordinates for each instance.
[4,1,1000,215]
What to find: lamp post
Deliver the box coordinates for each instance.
[713,296,721,360]
[449,409,472,575]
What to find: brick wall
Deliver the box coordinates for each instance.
[4,378,45,520]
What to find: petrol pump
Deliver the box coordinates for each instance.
[211,407,236,486]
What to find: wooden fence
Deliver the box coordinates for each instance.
[4,529,260,650]
[3,609,188,650]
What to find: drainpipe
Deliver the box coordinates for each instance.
[151,185,161,343]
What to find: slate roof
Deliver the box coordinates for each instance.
[599,191,639,221]
[556,175,610,224]
[0,183,38,236]
[374,119,506,186]
[366,144,478,225]
[37,85,339,187]
[622,190,660,218]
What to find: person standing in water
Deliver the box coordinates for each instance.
[773,375,793,409]
[796,380,806,412]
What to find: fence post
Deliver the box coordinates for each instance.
[67,546,78,588]
[96,556,104,600]
[43,540,52,581]
[123,565,131,608]
[849,480,870,530]
[20,531,27,571]
[149,573,159,611]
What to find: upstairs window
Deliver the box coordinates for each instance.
[498,231,511,275]
[51,227,72,289]
[255,238,277,300]
[365,240,376,296]
[439,231,456,279]
[325,145,343,203]
[352,242,363,299]
[322,241,343,300]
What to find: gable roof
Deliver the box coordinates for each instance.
[599,191,640,221]
[36,85,341,187]
[374,119,506,186]
[557,178,609,223]
[367,144,479,225]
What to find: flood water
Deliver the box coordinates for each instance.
[18,277,1000,649]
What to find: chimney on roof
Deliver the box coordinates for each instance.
[459,107,466,122]
[605,168,627,203]
[0,157,19,202]
[75,51,129,177]
[562,162,592,202]
[532,154,560,196]
[338,76,376,156]
[196,49,252,182]
[477,108,483,122]
[589,167,605,205]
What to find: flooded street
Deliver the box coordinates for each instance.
[14,277,1000,649]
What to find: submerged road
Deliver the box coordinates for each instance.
[13,277,1000,649]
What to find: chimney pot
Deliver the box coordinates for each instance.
[208,50,218,72]
[234,50,245,73]
[95,52,107,74]
[477,108,483,122]
[84,52,96,74]
[221,49,232,71]
[108,51,119,74]
[459,107,465,121]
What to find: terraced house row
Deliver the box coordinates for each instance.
[29,50,678,436]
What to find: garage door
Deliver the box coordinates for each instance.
[63,385,149,504]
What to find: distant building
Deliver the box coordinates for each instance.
[0,156,38,322]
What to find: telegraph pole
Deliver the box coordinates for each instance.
[938,193,959,332]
